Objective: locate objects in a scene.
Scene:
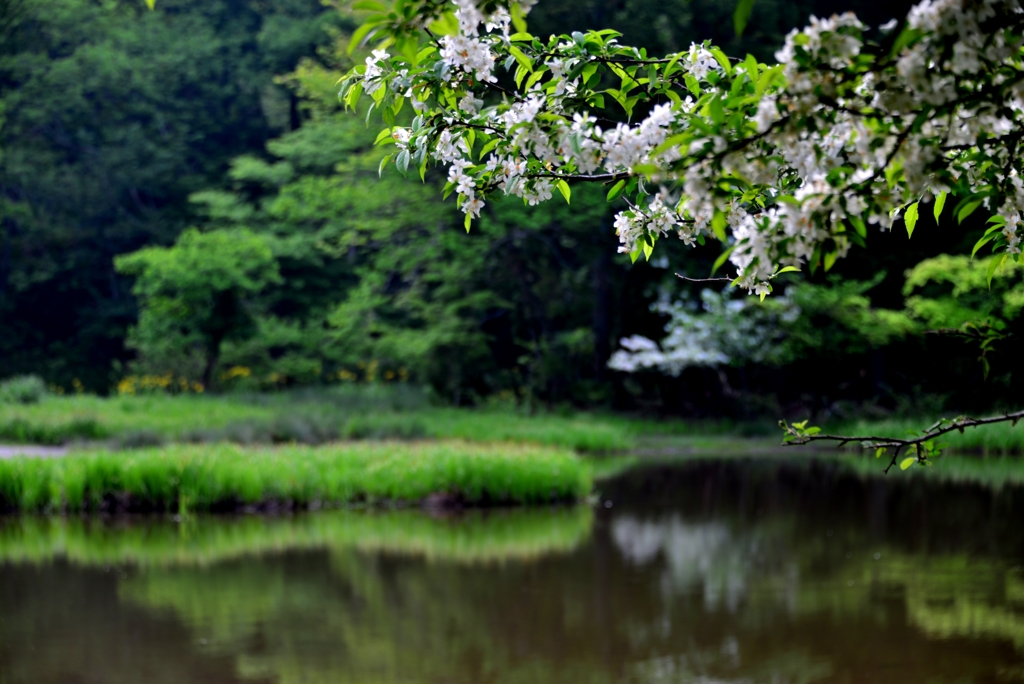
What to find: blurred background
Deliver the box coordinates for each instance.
[1,0,1018,422]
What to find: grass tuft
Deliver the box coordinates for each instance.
[0,441,591,513]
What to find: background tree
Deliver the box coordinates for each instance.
[114,228,280,390]
[0,0,337,389]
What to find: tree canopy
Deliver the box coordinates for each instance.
[114,228,280,389]
[338,0,1024,463]
[340,0,1023,295]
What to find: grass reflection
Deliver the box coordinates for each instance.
[0,506,594,567]
[4,460,1024,684]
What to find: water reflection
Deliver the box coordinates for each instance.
[3,458,1024,683]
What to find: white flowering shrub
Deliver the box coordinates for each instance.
[607,289,798,376]
[340,0,1024,296]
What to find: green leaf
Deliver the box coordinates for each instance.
[755,65,782,95]
[464,211,472,233]
[515,64,528,89]
[144,0,155,8]
[378,153,393,177]
[889,27,921,58]
[987,253,1008,288]
[711,244,736,276]
[900,457,916,471]
[606,180,626,202]
[651,133,689,158]
[875,447,886,459]
[711,210,727,242]
[957,200,982,224]
[374,127,394,145]
[823,249,839,272]
[710,48,732,75]
[733,0,756,36]
[643,239,654,260]
[352,0,389,11]
[347,16,388,54]
[524,69,547,91]
[774,266,800,275]
[933,190,947,223]
[508,46,533,72]
[556,180,571,204]
[743,54,759,79]
[428,12,459,36]
[708,95,725,125]
[904,201,919,238]
[478,138,501,158]
[684,74,700,97]
[972,233,996,258]
[395,149,410,174]
[849,215,867,238]
[510,3,528,33]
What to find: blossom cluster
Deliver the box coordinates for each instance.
[343,0,1024,293]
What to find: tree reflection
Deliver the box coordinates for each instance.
[3,460,1024,683]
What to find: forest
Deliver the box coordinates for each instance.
[0,0,1018,424]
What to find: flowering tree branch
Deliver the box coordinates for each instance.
[340,0,1024,470]
[341,0,1024,292]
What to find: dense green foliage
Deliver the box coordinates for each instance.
[0,0,339,388]
[115,228,281,387]
[0,440,591,512]
[0,0,1017,423]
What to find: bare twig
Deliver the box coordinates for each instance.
[675,274,733,283]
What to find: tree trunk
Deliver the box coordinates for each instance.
[202,333,224,392]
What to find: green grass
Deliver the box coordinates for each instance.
[0,506,593,566]
[0,441,591,513]
[0,391,636,452]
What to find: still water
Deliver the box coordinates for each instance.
[3,458,1024,683]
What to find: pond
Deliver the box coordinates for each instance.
[3,457,1024,683]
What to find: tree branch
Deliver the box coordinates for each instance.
[675,274,733,283]
[781,408,1024,471]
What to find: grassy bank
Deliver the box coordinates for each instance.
[0,391,636,452]
[0,441,591,513]
[0,506,593,566]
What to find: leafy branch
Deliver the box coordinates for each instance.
[780,408,1024,474]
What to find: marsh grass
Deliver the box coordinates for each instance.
[0,390,641,452]
[0,506,593,566]
[0,441,591,513]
